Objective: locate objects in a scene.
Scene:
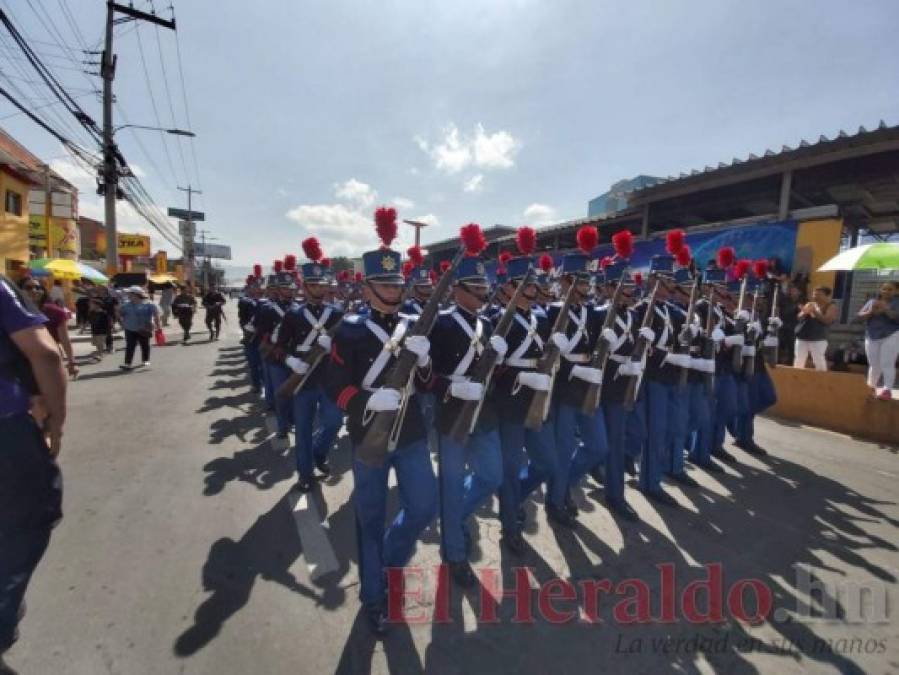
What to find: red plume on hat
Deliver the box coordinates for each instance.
[717,246,736,269]
[301,237,323,262]
[283,254,297,272]
[634,271,644,287]
[338,270,350,282]
[499,251,512,265]
[665,229,686,256]
[734,259,751,280]
[539,254,554,273]
[612,230,634,260]
[516,226,537,256]
[440,260,451,273]
[600,255,614,270]
[253,264,262,278]
[576,225,599,255]
[406,245,424,267]
[402,260,414,278]
[460,223,487,256]
[354,272,363,282]
[374,206,398,248]
[676,245,692,268]
[273,259,283,273]
[321,257,331,268]
[753,259,769,279]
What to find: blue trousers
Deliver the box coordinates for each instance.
[292,386,343,480]
[0,415,62,651]
[259,346,275,410]
[666,384,690,476]
[265,362,293,434]
[602,402,629,503]
[727,378,752,444]
[498,418,557,535]
[352,439,437,607]
[438,428,502,562]
[625,389,647,460]
[712,373,738,451]
[642,380,677,494]
[243,341,263,391]
[418,392,436,434]
[686,381,713,465]
[555,403,608,501]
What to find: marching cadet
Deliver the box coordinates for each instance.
[325,206,436,635]
[255,261,299,443]
[426,228,505,587]
[547,226,608,524]
[276,238,344,492]
[490,227,557,553]
[237,269,264,394]
[482,253,511,324]
[401,247,434,316]
[596,255,641,521]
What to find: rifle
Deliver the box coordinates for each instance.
[447,268,534,444]
[731,276,748,373]
[700,285,717,397]
[356,247,467,467]
[764,283,779,367]
[677,277,701,388]
[623,279,661,411]
[579,280,625,415]
[276,316,344,398]
[523,282,577,431]
[742,287,759,377]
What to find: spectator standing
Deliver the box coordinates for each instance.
[778,284,802,365]
[73,282,90,333]
[172,285,197,343]
[118,286,161,371]
[857,281,899,401]
[0,275,66,672]
[202,284,226,341]
[794,286,838,370]
[48,280,65,307]
[19,278,78,379]
[88,285,119,356]
[159,284,174,327]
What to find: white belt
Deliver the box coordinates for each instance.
[609,354,628,364]
[562,353,590,363]
[506,357,538,368]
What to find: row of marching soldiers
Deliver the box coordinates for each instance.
[235,208,779,635]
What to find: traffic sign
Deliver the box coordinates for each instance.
[168,207,205,221]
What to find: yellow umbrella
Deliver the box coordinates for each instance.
[28,257,83,281]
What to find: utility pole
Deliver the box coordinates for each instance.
[102,2,176,277]
[403,219,429,249]
[178,184,201,286]
[196,227,216,290]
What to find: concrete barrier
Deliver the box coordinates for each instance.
[767,366,899,444]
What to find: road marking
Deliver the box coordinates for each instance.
[289,491,339,582]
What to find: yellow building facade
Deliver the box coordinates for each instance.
[0,166,36,277]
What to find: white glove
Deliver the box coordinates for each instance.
[618,359,643,377]
[663,352,689,369]
[244,325,256,333]
[768,317,783,330]
[748,321,763,338]
[724,334,744,348]
[741,345,756,357]
[489,335,508,357]
[711,327,725,343]
[405,335,430,367]
[737,309,752,322]
[316,333,332,351]
[517,371,552,392]
[450,380,484,401]
[550,332,570,353]
[571,365,603,384]
[366,387,402,412]
[285,356,309,375]
[601,327,618,345]
[638,326,656,343]
[688,323,700,338]
[693,358,716,373]
[763,335,779,348]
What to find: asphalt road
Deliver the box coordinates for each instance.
[6,305,899,674]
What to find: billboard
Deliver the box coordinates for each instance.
[193,242,232,260]
[96,232,152,257]
[28,217,79,255]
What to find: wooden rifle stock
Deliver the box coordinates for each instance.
[701,285,717,397]
[579,282,624,415]
[276,318,344,398]
[355,247,467,467]
[622,280,661,411]
[677,278,700,388]
[743,289,759,377]
[523,283,577,431]
[764,284,779,367]
[731,276,748,373]
[447,269,534,444]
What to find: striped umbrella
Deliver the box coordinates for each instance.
[818,243,899,271]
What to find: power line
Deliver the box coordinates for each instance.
[151,21,190,187]
[0,88,95,121]
[171,1,202,195]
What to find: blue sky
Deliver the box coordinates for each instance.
[2,0,898,268]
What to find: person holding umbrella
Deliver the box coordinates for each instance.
[857,281,899,400]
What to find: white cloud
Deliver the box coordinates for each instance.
[412,213,440,228]
[523,203,556,226]
[333,178,377,208]
[416,123,521,176]
[393,196,415,210]
[463,174,484,193]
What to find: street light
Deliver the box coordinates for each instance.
[113,124,196,137]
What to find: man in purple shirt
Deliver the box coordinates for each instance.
[0,275,67,672]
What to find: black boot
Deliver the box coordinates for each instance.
[448,560,477,588]
[546,503,577,528]
[606,498,639,522]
